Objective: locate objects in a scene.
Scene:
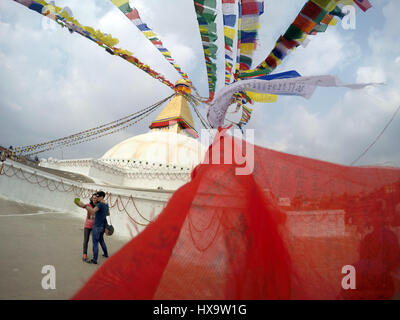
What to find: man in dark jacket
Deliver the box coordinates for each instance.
[84,191,109,264]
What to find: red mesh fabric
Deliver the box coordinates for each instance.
[72,128,400,300]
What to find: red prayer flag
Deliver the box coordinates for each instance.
[354,0,372,12]
[72,128,400,300]
[126,8,140,20]
[241,2,260,15]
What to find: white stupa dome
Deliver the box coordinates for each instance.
[101,130,206,168]
[40,90,208,191]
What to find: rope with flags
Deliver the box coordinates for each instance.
[14,96,172,154]
[16,95,173,156]
[230,0,372,129]
[10,0,375,136]
[109,0,210,103]
[193,0,219,103]
[241,0,372,79]
[222,0,237,85]
[228,0,265,129]
[188,98,212,129]
[235,0,264,74]
[13,0,176,90]
[110,1,191,83]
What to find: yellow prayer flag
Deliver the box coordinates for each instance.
[240,43,256,55]
[245,91,278,103]
[311,0,338,12]
[240,23,261,32]
[339,0,354,5]
[199,25,208,34]
[224,27,236,40]
[329,18,338,26]
[111,0,129,7]
[143,30,156,38]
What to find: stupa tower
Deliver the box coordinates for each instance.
[149,79,198,138]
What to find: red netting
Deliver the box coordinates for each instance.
[72,128,400,300]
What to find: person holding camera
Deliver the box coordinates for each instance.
[77,191,109,264]
[80,194,96,262]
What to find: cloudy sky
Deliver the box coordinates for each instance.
[0,0,399,167]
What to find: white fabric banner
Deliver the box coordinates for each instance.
[222,3,236,15]
[207,75,381,128]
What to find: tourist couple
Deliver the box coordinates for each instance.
[76,191,109,265]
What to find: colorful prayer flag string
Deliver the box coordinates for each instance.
[13,0,176,90]
[222,0,237,85]
[251,0,372,76]
[235,0,264,73]
[110,1,193,85]
[193,0,219,102]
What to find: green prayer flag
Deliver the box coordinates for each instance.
[284,24,304,40]
[119,3,132,14]
[224,36,234,47]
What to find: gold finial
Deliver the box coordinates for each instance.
[174,79,192,95]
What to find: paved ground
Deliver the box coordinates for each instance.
[0,197,127,299]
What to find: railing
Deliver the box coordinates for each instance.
[42,158,193,181]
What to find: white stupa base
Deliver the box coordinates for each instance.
[0,159,173,240]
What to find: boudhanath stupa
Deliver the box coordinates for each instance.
[0,82,207,239]
[41,87,206,191]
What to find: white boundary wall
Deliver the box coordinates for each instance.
[0,160,173,241]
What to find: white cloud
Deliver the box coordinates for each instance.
[247,0,400,166]
[282,28,361,76]
[356,66,386,83]
[0,0,399,167]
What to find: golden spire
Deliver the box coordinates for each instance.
[149,79,198,138]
